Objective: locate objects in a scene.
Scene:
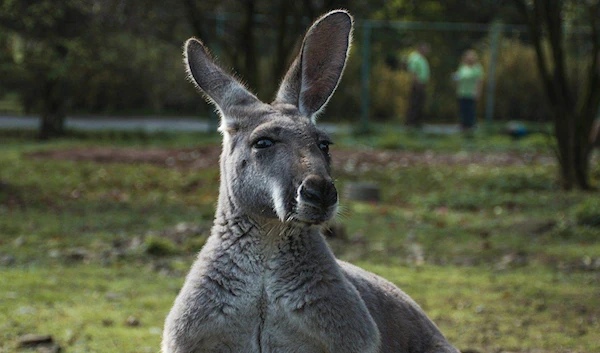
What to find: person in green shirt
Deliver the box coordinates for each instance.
[405,42,431,128]
[453,49,484,131]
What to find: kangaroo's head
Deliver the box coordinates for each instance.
[184,10,352,226]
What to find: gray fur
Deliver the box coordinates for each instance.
[163,10,459,353]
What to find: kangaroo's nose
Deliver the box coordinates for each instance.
[299,175,338,208]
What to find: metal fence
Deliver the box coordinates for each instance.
[352,20,592,130]
[355,20,518,129]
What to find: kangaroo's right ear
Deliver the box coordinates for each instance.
[274,10,353,122]
[184,38,261,128]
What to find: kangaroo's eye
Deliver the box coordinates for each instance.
[253,138,275,149]
[318,141,331,154]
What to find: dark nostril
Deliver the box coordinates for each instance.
[324,180,338,205]
[300,176,338,208]
[300,184,322,204]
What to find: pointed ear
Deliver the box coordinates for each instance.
[184,38,261,128]
[274,10,353,122]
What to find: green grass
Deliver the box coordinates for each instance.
[1,130,599,353]
[341,122,556,154]
[0,265,179,353]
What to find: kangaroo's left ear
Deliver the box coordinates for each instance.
[274,10,353,122]
[184,38,262,130]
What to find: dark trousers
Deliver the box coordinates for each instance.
[406,82,426,127]
[458,97,477,129]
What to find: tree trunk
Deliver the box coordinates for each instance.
[39,43,68,140]
[39,77,66,140]
[554,110,595,190]
[241,0,257,90]
[554,112,575,190]
[574,144,591,190]
[273,1,290,84]
[39,111,66,140]
[183,0,208,46]
[573,115,593,190]
[512,0,598,191]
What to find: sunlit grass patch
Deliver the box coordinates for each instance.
[357,264,599,353]
[0,264,182,353]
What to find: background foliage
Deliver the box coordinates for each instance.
[3,0,593,124]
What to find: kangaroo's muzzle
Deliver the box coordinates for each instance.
[296,175,338,224]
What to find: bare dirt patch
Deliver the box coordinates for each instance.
[27,146,222,170]
[27,146,554,170]
[332,149,554,172]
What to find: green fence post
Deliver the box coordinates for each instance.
[484,22,502,127]
[360,21,372,133]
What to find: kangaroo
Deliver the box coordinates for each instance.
[162,10,460,353]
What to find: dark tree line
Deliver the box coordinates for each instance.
[0,0,359,138]
[0,0,523,139]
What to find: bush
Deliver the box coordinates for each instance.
[478,169,556,193]
[144,235,180,256]
[338,40,559,124]
[480,39,589,123]
[184,236,207,252]
[325,57,412,123]
[370,63,412,121]
[480,39,549,122]
[415,189,498,211]
[574,198,600,227]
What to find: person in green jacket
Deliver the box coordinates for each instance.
[405,42,431,128]
[453,49,484,131]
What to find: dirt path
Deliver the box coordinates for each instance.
[28,146,555,170]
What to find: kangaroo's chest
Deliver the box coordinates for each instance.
[217,294,326,353]
[195,245,330,352]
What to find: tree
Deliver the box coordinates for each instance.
[0,0,96,139]
[0,0,190,138]
[180,0,354,99]
[512,0,600,190]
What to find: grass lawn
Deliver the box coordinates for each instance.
[1,128,599,353]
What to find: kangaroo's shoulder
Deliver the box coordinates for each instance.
[337,260,457,352]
